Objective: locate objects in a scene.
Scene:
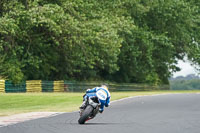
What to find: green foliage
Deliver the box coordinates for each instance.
[0,0,199,84]
[113,0,200,84]
[170,79,200,90]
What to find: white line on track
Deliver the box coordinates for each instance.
[0,112,65,127]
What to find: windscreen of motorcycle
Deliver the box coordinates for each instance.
[96,90,107,100]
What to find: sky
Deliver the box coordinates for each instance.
[172,60,197,77]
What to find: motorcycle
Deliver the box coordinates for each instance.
[78,96,100,124]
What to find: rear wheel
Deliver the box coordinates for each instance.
[78,105,93,124]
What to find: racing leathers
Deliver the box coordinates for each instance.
[81,86,111,113]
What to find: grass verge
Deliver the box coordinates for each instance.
[0,90,199,116]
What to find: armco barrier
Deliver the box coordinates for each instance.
[64,82,170,92]
[42,81,54,92]
[0,80,170,93]
[64,81,96,92]
[5,80,26,93]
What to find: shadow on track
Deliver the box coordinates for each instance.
[84,123,120,125]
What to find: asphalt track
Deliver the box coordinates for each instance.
[0,93,200,133]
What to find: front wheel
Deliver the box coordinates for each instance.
[78,105,93,124]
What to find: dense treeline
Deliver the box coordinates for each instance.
[0,0,199,84]
[170,79,200,90]
[170,74,200,90]
[170,74,199,81]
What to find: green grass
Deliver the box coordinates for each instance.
[0,90,200,116]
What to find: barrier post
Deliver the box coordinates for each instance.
[26,80,42,92]
[54,81,64,92]
[0,80,5,93]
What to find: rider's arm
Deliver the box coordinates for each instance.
[105,96,110,107]
[86,87,97,93]
[99,100,106,113]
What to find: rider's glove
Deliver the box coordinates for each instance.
[86,89,91,93]
[99,108,103,113]
[105,103,110,107]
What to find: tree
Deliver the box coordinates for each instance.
[0,0,199,85]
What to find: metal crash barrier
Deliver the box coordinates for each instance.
[0,80,169,93]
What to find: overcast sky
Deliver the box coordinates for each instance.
[172,60,197,77]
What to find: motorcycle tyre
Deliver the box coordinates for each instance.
[78,105,93,124]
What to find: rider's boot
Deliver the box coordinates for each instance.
[79,100,86,110]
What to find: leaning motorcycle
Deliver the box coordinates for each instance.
[78,96,100,124]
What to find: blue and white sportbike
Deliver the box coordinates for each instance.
[78,85,111,124]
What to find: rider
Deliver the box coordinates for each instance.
[80,85,111,113]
